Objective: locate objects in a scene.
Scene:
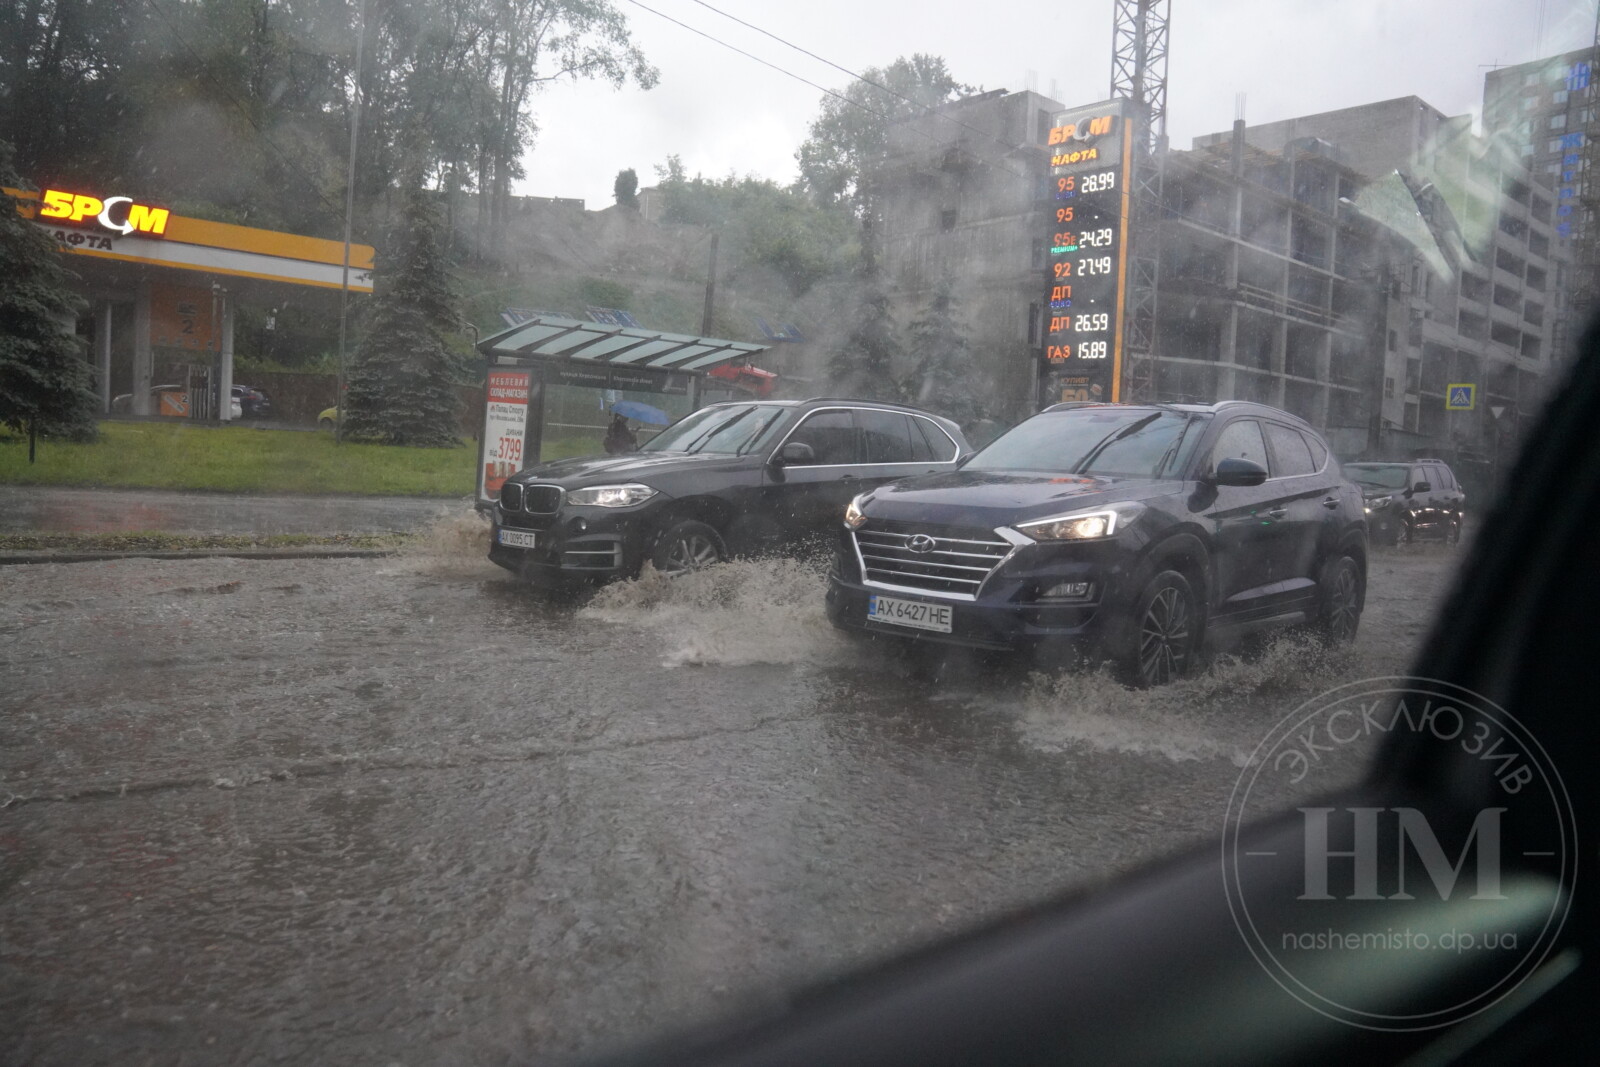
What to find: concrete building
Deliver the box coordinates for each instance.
[1484,47,1594,196]
[1179,99,1563,462]
[873,88,1064,416]
[1482,47,1595,358]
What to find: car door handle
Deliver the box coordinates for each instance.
[1322,496,1340,510]
[1266,507,1288,519]
[840,474,857,481]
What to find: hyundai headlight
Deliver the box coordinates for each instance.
[844,494,868,529]
[1018,502,1144,541]
[565,483,657,508]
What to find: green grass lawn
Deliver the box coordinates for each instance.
[0,421,477,497]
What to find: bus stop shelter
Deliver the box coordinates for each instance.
[7,184,374,419]
[475,315,770,506]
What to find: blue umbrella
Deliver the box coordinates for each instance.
[611,400,671,425]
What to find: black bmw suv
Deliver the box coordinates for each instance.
[489,398,969,584]
[826,401,1368,685]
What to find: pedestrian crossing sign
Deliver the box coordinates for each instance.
[1446,383,1476,411]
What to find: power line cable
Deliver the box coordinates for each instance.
[618,0,1043,193]
[683,0,1047,166]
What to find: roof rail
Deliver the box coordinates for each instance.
[803,396,893,404]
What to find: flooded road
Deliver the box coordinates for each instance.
[0,521,1463,1064]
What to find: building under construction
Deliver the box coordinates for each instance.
[871,85,1563,468]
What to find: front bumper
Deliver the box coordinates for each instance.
[487,503,653,583]
[824,533,1137,653]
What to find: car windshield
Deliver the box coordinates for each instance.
[1345,464,1411,489]
[966,409,1199,477]
[638,404,786,454]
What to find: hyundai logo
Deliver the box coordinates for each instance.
[907,534,938,554]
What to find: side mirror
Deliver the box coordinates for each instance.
[1413,481,1431,493]
[1213,457,1268,487]
[773,441,815,466]
[955,452,973,468]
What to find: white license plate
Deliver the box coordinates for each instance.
[868,594,953,633]
[497,528,539,549]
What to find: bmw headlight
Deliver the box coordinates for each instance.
[565,483,658,508]
[1018,501,1145,541]
[844,493,868,529]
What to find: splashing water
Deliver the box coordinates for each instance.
[1012,632,1357,764]
[392,507,502,578]
[581,555,854,667]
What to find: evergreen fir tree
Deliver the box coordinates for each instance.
[904,271,986,426]
[826,220,904,402]
[0,141,96,461]
[614,168,640,210]
[344,185,464,447]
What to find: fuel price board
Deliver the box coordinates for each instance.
[1040,99,1131,405]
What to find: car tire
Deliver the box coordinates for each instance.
[1113,570,1199,688]
[650,520,726,576]
[1313,553,1363,644]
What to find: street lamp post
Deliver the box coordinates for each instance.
[335,0,368,444]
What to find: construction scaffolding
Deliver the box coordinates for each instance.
[1110,0,1171,402]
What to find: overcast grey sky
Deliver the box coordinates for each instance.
[518,0,1595,206]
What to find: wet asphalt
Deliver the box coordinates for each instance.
[0,486,464,537]
[0,531,1464,1065]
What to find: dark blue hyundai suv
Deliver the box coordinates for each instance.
[825,401,1368,685]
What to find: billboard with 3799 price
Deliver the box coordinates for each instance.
[479,370,532,504]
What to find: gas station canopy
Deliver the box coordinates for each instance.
[480,315,768,373]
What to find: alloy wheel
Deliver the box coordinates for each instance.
[1325,560,1360,641]
[1138,585,1191,685]
[662,532,720,575]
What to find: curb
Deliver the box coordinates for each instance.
[0,547,401,566]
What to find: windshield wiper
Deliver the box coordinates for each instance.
[681,410,753,454]
[1073,413,1163,473]
[735,410,783,456]
[1151,418,1192,478]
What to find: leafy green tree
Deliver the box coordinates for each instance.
[613,167,639,209]
[0,142,96,461]
[653,158,856,296]
[0,1,659,254]
[344,183,464,446]
[827,223,903,401]
[796,54,975,212]
[903,271,986,424]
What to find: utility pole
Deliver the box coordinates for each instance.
[335,0,368,444]
[700,232,719,336]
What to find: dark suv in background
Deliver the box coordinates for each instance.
[1343,459,1464,544]
[826,401,1367,685]
[489,398,969,585]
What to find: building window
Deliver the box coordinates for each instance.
[1552,89,1570,105]
[1387,329,1398,352]
[1550,113,1568,129]
[940,209,958,232]
[1385,377,1396,398]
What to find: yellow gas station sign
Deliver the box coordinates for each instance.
[37,189,170,236]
